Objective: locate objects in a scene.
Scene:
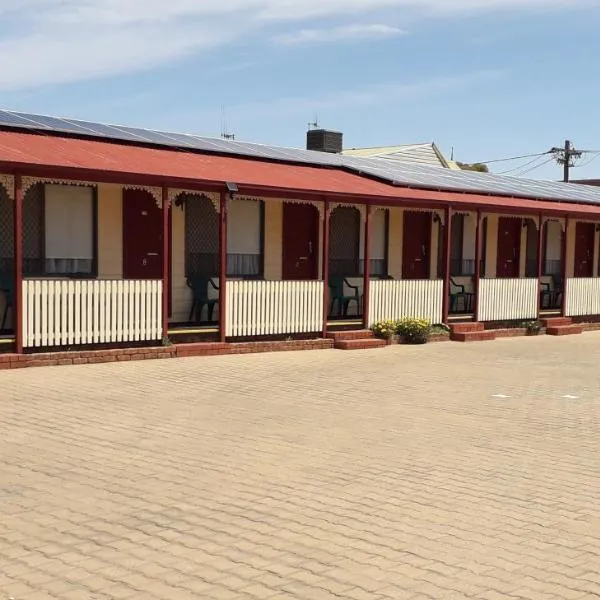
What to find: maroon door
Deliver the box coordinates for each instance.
[496,217,521,278]
[282,203,319,280]
[574,222,595,278]
[402,211,431,279]
[123,189,163,279]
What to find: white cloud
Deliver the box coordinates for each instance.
[0,0,594,90]
[273,24,405,46]
[225,70,505,117]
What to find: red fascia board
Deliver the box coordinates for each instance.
[1,131,600,218]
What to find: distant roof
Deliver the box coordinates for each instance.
[4,109,600,207]
[343,143,449,168]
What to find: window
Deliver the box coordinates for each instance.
[23,183,96,277]
[359,209,388,276]
[543,220,563,275]
[329,206,360,276]
[450,214,476,276]
[227,199,264,277]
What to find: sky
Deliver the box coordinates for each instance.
[1,0,600,181]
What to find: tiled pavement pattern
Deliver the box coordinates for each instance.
[1,335,600,600]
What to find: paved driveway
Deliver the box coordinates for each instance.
[1,335,600,600]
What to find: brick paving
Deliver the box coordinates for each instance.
[1,335,600,599]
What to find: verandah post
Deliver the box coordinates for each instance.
[322,199,330,338]
[14,174,23,354]
[561,215,569,317]
[362,204,371,329]
[161,186,170,341]
[473,209,483,322]
[537,213,544,317]
[219,191,228,343]
[441,205,452,323]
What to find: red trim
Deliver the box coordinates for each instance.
[218,192,227,343]
[161,186,170,340]
[14,174,23,354]
[442,206,452,323]
[322,200,330,338]
[362,205,371,328]
[473,210,483,321]
[536,214,544,316]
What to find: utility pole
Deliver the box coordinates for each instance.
[551,140,582,182]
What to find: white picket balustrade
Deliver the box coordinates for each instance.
[368,279,443,325]
[477,278,537,321]
[565,278,600,316]
[225,280,323,337]
[22,279,162,348]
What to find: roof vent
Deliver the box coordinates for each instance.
[306,129,343,154]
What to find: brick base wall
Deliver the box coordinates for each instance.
[0,339,335,370]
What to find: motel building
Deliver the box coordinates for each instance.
[1,110,600,365]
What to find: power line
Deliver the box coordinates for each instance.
[498,154,549,175]
[478,151,551,165]
[515,156,556,177]
[573,152,600,169]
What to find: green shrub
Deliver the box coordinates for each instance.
[371,320,396,340]
[523,320,542,334]
[395,317,432,344]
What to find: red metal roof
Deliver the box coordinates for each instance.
[1,130,599,218]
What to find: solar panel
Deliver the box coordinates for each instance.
[0,110,52,128]
[2,108,600,206]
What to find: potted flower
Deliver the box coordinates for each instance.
[396,317,432,345]
[372,319,396,342]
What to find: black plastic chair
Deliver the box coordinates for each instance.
[329,275,361,317]
[186,275,219,323]
[449,278,474,314]
[0,272,14,331]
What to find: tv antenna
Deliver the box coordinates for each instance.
[221,105,235,140]
[308,115,320,130]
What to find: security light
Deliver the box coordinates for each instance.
[226,182,239,196]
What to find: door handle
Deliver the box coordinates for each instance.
[299,256,308,260]
[147,252,159,256]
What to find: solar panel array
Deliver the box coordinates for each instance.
[1,108,600,206]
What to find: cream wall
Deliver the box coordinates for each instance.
[97,184,122,279]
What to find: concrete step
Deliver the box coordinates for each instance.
[451,330,496,343]
[540,317,572,328]
[334,338,387,350]
[546,325,583,336]
[449,322,485,334]
[327,329,373,341]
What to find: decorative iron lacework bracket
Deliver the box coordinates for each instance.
[168,189,220,212]
[541,216,566,231]
[0,174,14,200]
[329,202,367,223]
[277,198,325,221]
[123,185,162,209]
[21,176,96,196]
